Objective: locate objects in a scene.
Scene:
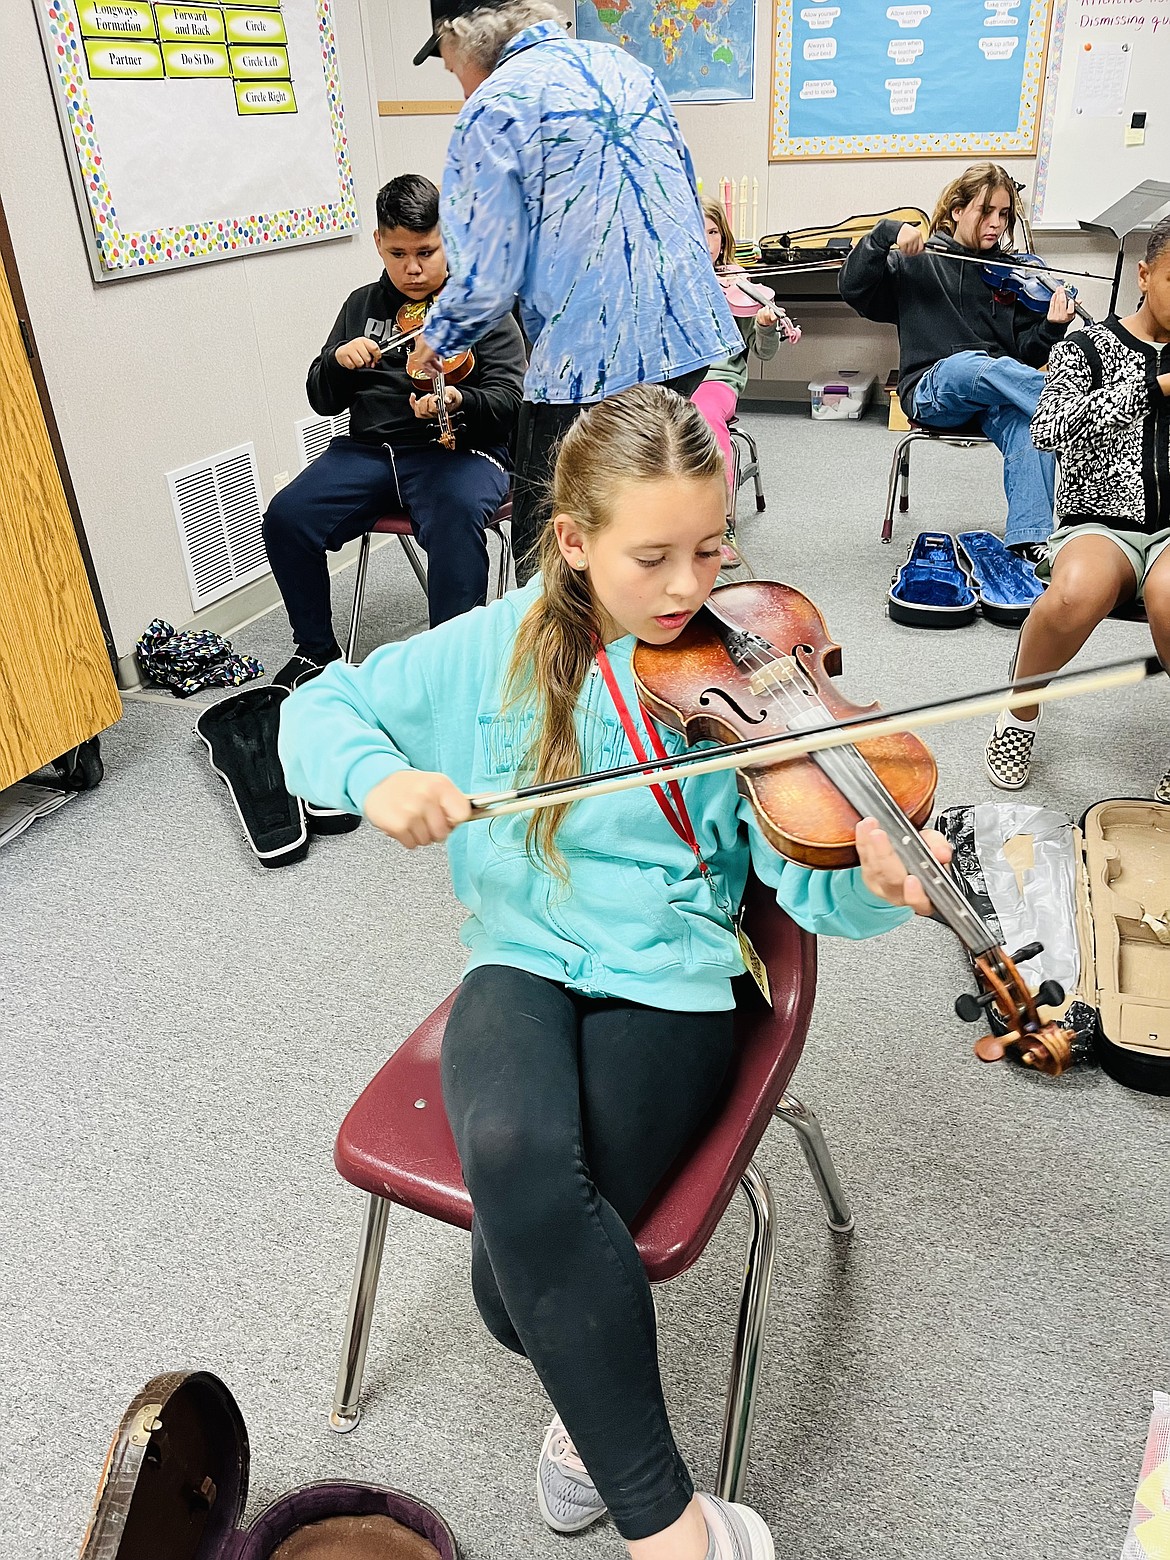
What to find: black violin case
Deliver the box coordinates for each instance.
[938,800,1170,1093]
[81,1371,460,1560]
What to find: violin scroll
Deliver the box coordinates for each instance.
[959,944,1077,1075]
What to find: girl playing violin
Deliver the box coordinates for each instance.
[985,217,1170,797]
[840,162,1076,560]
[280,384,949,1560]
[695,198,788,562]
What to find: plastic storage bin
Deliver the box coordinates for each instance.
[808,371,875,420]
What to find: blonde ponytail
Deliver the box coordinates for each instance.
[503,384,723,874]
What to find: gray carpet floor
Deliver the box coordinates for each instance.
[2,406,1168,1560]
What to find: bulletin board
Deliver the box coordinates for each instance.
[770,0,1056,161]
[1033,0,1170,229]
[34,0,358,281]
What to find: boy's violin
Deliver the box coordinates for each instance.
[716,265,802,343]
[469,581,1161,1075]
[394,297,475,451]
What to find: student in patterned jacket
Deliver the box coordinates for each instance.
[984,217,1170,796]
[406,0,742,582]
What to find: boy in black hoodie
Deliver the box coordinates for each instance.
[840,162,1075,560]
[263,175,526,688]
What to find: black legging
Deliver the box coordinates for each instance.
[440,963,735,1541]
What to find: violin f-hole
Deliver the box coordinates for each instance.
[697,687,770,726]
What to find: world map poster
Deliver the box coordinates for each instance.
[575,0,756,102]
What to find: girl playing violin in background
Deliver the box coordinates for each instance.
[696,198,798,562]
[280,384,948,1560]
[840,162,1076,561]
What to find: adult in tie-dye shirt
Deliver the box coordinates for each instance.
[409,0,741,579]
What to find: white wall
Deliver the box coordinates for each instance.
[0,0,384,665]
[1,0,1127,664]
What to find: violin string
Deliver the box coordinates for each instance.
[704,622,995,954]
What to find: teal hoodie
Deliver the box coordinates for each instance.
[278,580,912,1011]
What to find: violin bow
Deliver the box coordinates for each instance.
[919,244,1117,287]
[468,654,1161,820]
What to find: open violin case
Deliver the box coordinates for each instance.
[937,801,1170,1093]
[81,1371,460,1560]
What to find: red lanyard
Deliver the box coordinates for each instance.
[594,645,711,885]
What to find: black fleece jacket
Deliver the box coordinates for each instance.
[307,273,526,452]
[838,220,1070,413]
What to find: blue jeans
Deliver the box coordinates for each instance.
[262,436,509,652]
[912,351,1056,548]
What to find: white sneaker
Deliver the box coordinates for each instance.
[536,1414,608,1533]
[698,1492,776,1559]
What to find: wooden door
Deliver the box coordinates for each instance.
[0,226,121,790]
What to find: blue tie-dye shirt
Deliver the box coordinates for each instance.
[423,22,741,405]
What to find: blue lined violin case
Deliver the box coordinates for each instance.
[888,531,1042,629]
[887,532,977,628]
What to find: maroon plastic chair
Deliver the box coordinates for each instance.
[881,420,991,543]
[329,873,857,1502]
[345,497,513,661]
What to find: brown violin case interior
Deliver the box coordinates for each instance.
[1068,801,1170,1093]
[81,1371,459,1560]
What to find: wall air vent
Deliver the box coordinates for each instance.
[166,443,268,612]
[296,409,349,468]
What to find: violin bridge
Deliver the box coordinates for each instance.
[748,655,798,696]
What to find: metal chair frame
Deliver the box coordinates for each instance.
[728,418,766,526]
[881,426,993,544]
[328,1088,854,1504]
[345,512,513,663]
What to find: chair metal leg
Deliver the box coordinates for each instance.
[898,444,911,513]
[491,522,512,600]
[716,1159,777,1503]
[727,438,741,528]
[397,533,429,593]
[329,1192,390,1433]
[345,534,374,663]
[882,430,917,543]
[775,1089,854,1233]
[741,428,765,513]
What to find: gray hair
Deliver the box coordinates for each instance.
[444,1,564,75]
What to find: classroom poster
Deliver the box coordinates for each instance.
[770,0,1056,159]
[36,0,358,279]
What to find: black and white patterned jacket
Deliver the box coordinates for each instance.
[1031,316,1170,534]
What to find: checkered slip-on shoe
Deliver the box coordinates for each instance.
[985,713,1038,790]
[1156,768,1170,805]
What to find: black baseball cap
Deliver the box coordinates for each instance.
[413,0,511,65]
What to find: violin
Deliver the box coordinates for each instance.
[394,297,475,451]
[637,581,1078,1073]
[923,243,1095,324]
[469,583,1157,1073]
[716,265,802,344]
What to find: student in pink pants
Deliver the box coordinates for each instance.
[693,199,788,562]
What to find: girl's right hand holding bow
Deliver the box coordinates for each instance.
[364,769,471,848]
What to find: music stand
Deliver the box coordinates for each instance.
[1080,181,1170,313]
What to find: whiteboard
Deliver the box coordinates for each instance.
[770,0,1055,161]
[1034,0,1170,228]
[34,0,358,280]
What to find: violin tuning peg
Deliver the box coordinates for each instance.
[954,989,997,1023]
[1009,942,1043,963]
[1035,979,1065,1009]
